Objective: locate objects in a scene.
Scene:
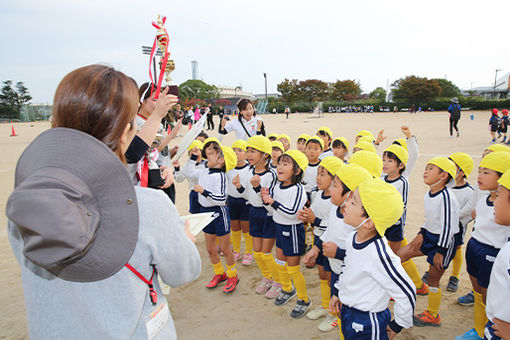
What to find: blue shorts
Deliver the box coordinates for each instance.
[341,305,391,340]
[227,196,251,221]
[314,235,331,270]
[385,223,404,242]
[249,207,276,239]
[485,320,501,340]
[466,237,500,288]
[275,223,306,257]
[331,271,339,297]
[200,205,230,237]
[419,229,457,269]
[189,190,201,214]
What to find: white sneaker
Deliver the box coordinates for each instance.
[306,306,329,320]
[318,313,338,332]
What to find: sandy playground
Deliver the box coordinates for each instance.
[0,110,499,339]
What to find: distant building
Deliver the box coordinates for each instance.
[461,72,510,99]
[253,93,282,100]
[216,85,253,99]
[191,61,198,80]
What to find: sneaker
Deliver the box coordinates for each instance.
[223,275,239,294]
[457,131,460,137]
[233,251,241,262]
[290,299,312,319]
[241,253,253,266]
[274,288,297,306]
[416,282,429,296]
[265,282,282,299]
[458,291,475,306]
[447,276,460,292]
[422,271,429,285]
[318,314,338,332]
[255,278,273,295]
[413,310,441,327]
[306,306,329,320]
[454,328,483,340]
[206,273,227,289]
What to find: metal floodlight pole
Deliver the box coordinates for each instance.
[494,68,502,99]
[264,73,268,105]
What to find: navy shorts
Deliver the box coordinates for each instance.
[419,229,457,269]
[314,235,331,270]
[275,223,306,257]
[341,305,391,340]
[227,196,251,221]
[249,207,276,239]
[466,237,500,288]
[485,320,501,340]
[331,271,339,297]
[189,190,201,214]
[385,223,404,242]
[200,205,230,237]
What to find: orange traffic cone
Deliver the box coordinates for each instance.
[10,125,17,137]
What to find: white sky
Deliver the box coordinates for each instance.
[1,0,509,103]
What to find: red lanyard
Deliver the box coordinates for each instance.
[125,264,157,306]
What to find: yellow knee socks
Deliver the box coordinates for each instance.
[427,287,441,317]
[262,253,280,283]
[400,238,424,289]
[254,251,271,279]
[226,263,237,278]
[243,232,253,254]
[275,259,292,291]
[337,317,344,340]
[288,265,308,302]
[212,261,225,275]
[231,230,241,253]
[320,279,330,309]
[473,291,487,337]
[451,246,462,278]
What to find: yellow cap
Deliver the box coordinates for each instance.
[277,134,291,144]
[306,136,324,150]
[353,141,377,154]
[336,163,372,191]
[358,178,404,236]
[498,169,510,190]
[393,138,408,151]
[357,136,374,144]
[356,130,374,140]
[298,133,310,141]
[284,149,309,172]
[247,135,272,154]
[268,133,279,140]
[187,140,203,151]
[203,137,221,147]
[449,152,474,176]
[317,126,333,138]
[333,137,350,150]
[480,151,510,174]
[384,144,409,165]
[319,156,344,175]
[486,144,510,154]
[271,141,284,152]
[349,150,383,178]
[232,139,247,151]
[427,157,457,180]
[221,146,238,172]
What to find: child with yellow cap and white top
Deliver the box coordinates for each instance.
[349,150,383,178]
[456,151,510,340]
[316,126,334,159]
[270,141,284,171]
[330,177,416,339]
[483,168,510,340]
[399,156,460,327]
[174,139,205,213]
[303,136,324,201]
[297,133,310,154]
[261,150,310,318]
[277,134,291,151]
[331,137,349,163]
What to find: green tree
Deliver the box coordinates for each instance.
[369,87,387,100]
[178,79,219,100]
[330,80,361,101]
[297,79,329,103]
[0,80,32,119]
[391,76,441,102]
[432,78,461,98]
[277,78,300,102]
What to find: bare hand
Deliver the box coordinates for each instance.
[260,187,274,205]
[329,295,341,315]
[191,147,201,157]
[257,119,262,131]
[184,220,196,243]
[323,242,338,258]
[250,175,261,187]
[193,185,204,194]
[297,206,315,224]
[492,318,510,339]
[158,166,174,189]
[386,326,397,340]
[401,125,412,139]
[375,129,387,145]
[169,146,179,158]
[472,210,476,220]
[303,247,319,265]
[433,252,444,271]
[409,234,424,252]
[172,159,180,168]
[232,174,241,189]
[153,87,179,119]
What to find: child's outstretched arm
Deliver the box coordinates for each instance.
[182,149,202,181]
[401,126,419,178]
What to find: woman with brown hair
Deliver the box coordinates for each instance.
[220,98,265,140]
[7,64,201,339]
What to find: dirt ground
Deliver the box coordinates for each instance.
[0,110,499,339]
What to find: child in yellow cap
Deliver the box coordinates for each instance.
[353,140,377,154]
[392,125,419,178]
[173,140,205,214]
[298,157,343,331]
[268,133,278,142]
[349,150,383,178]
[304,136,324,201]
[399,157,460,327]
[261,150,310,318]
[483,169,510,339]
[297,134,310,153]
[227,140,254,265]
[270,141,284,171]
[456,151,510,340]
[316,127,334,159]
[277,134,291,151]
[355,130,374,143]
[331,137,349,163]
[329,178,415,339]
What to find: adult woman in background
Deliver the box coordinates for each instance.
[220,98,265,140]
[7,64,201,339]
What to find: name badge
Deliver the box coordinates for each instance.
[146,301,170,339]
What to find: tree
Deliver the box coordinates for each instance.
[178,79,219,100]
[391,76,441,102]
[297,79,329,103]
[0,80,32,119]
[277,78,300,103]
[369,87,387,100]
[330,80,361,101]
[432,78,461,98]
